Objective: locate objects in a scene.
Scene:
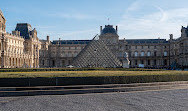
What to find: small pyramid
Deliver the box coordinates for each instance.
[72,35,122,68]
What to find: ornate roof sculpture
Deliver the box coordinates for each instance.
[0,9,6,20]
[72,35,122,68]
[0,9,3,16]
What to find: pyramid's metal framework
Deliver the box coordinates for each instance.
[72,35,122,68]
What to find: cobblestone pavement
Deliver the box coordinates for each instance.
[0,89,188,111]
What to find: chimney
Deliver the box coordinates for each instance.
[100,26,102,34]
[59,38,61,45]
[169,34,173,40]
[12,31,20,36]
[116,26,118,33]
[47,35,50,42]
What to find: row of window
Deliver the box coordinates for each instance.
[49,46,83,50]
[7,47,23,54]
[8,39,23,45]
[119,45,168,50]
[133,51,168,57]
[130,59,168,66]
[43,51,79,57]
[41,60,71,66]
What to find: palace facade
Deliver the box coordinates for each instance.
[1,9,188,69]
[39,24,188,69]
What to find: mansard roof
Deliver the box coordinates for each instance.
[15,23,32,39]
[51,40,91,45]
[101,25,117,35]
[123,39,168,44]
[51,39,168,45]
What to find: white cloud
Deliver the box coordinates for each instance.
[126,0,141,12]
[118,6,188,40]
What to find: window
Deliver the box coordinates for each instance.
[74,52,78,57]
[52,60,55,67]
[148,60,150,65]
[119,52,123,57]
[126,45,128,50]
[148,46,150,49]
[154,59,157,65]
[142,46,144,49]
[129,52,131,57]
[134,52,138,57]
[62,60,65,66]
[135,46,137,49]
[141,60,144,64]
[154,51,157,56]
[68,60,71,65]
[141,51,144,56]
[68,52,72,57]
[64,47,69,50]
[164,51,167,56]
[164,59,167,65]
[147,51,151,56]
[42,60,45,66]
[135,60,137,65]
[154,46,157,49]
[70,47,75,50]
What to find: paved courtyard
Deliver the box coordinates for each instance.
[1,88,188,111]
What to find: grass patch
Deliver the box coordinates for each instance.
[0,70,187,78]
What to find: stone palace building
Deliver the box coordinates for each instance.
[0,10,41,68]
[1,9,188,68]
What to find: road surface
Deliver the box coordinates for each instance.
[0,88,188,111]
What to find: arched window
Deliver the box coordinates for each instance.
[74,51,78,57]
[141,51,144,56]
[134,51,138,57]
[147,51,151,56]
[164,51,167,56]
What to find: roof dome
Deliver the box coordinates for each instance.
[101,25,117,35]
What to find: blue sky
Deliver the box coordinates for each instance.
[1,0,188,40]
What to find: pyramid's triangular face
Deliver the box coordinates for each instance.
[72,35,122,68]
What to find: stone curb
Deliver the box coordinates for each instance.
[0,81,188,97]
